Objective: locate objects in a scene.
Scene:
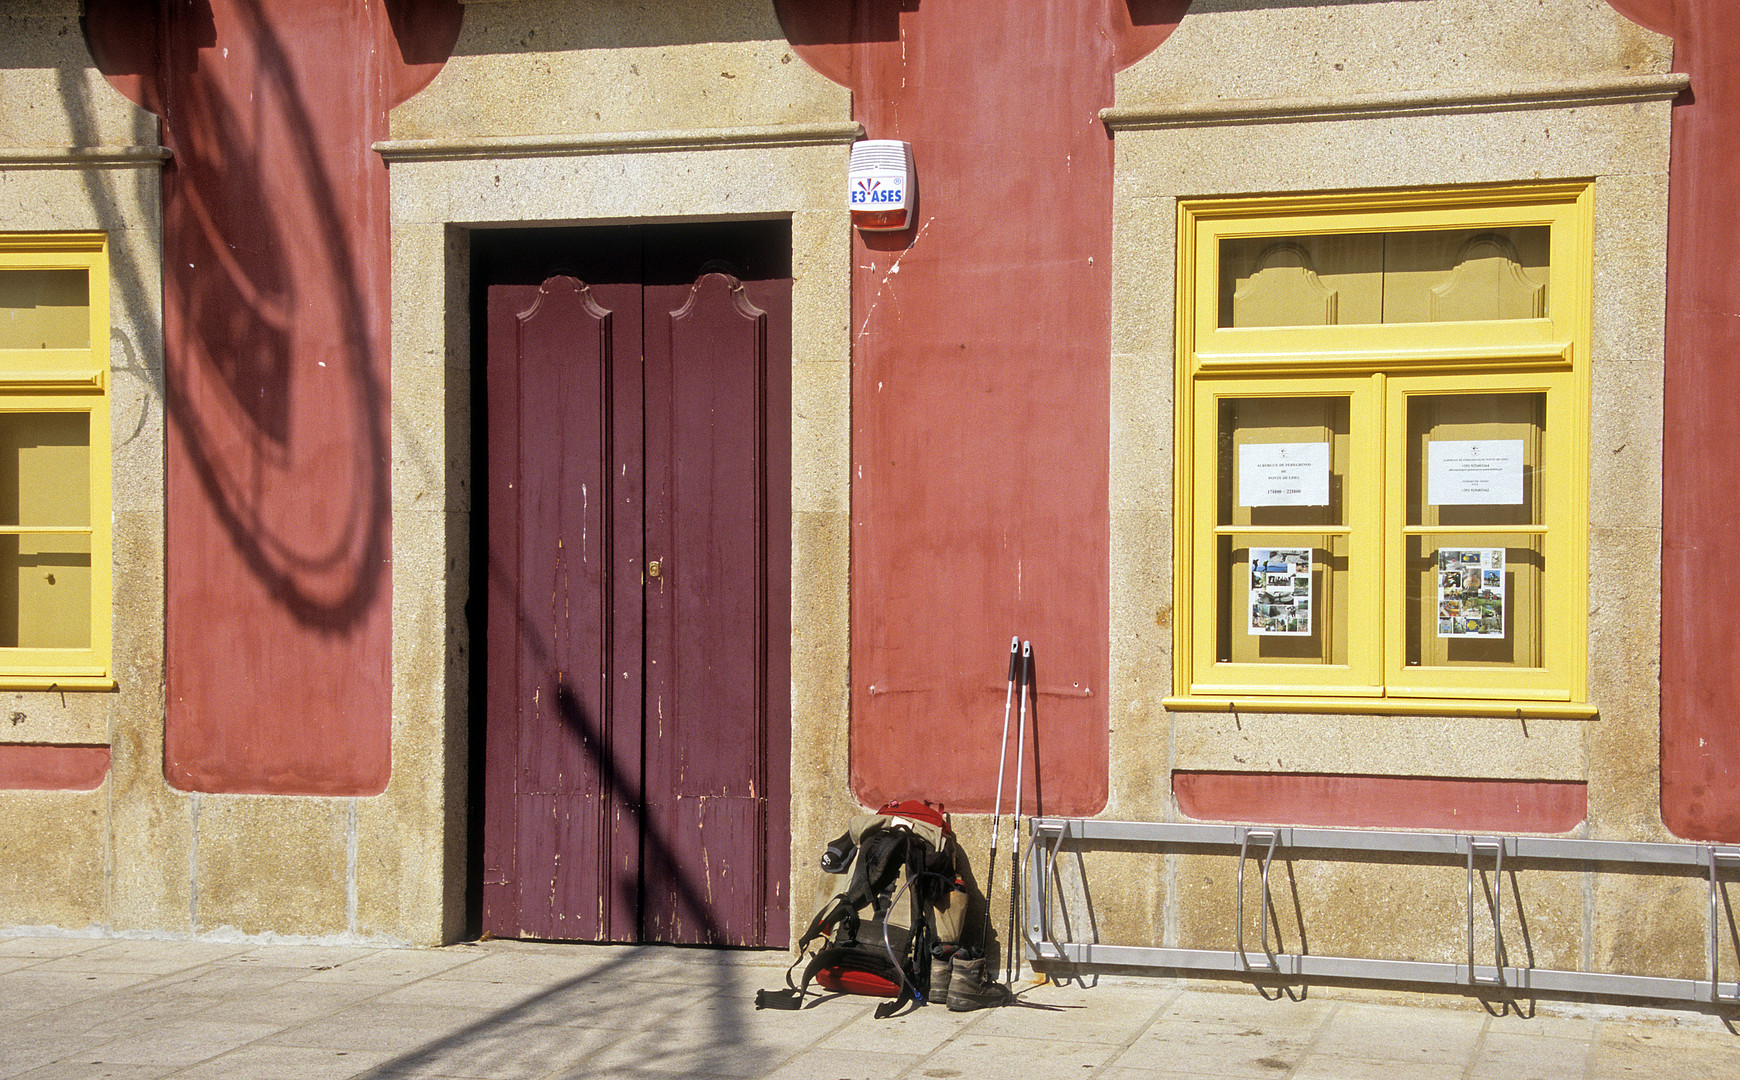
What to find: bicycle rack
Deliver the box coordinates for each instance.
[1710,847,1740,1006]
[1467,837,1507,990]
[1020,818,1740,1008]
[1236,828,1281,975]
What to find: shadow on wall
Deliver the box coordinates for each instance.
[79,0,456,633]
[53,55,165,456]
[162,0,384,631]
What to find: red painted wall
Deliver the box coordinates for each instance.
[779,1,1187,816]
[85,0,461,795]
[1175,773,1589,834]
[1608,1,1740,842]
[0,745,110,791]
[1603,1,1740,841]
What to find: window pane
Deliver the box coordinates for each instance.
[0,412,90,528]
[1218,396,1348,528]
[1405,536,1543,670]
[0,533,92,649]
[1219,226,1548,328]
[0,269,90,349]
[1217,536,1349,666]
[1406,392,1544,528]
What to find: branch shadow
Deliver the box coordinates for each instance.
[84,0,393,632]
[344,947,777,1080]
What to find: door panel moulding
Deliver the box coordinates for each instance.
[1023,818,1740,1009]
[374,122,863,163]
[1101,73,1689,131]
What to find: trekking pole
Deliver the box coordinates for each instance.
[1005,640,1033,985]
[977,637,1021,953]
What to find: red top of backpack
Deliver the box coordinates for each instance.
[876,799,951,833]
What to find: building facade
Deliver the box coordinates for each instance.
[2,0,1737,1000]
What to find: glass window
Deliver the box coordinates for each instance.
[1174,187,1590,715]
[1219,226,1549,327]
[0,237,112,688]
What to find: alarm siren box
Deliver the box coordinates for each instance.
[848,140,914,231]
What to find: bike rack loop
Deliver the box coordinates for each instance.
[1235,827,1282,974]
[1466,837,1507,989]
[1710,847,1740,1006]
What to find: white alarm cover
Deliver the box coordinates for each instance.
[849,140,914,231]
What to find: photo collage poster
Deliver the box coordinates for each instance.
[1437,548,1505,638]
[1249,548,1312,636]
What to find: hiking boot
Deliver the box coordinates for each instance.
[927,944,957,1004]
[947,954,1011,1011]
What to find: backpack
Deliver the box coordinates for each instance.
[756,800,967,1018]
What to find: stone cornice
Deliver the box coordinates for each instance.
[0,145,172,167]
[374,121,865,163]
[1102,73,1690,131]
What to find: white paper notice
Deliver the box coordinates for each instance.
[1238,443,1330,507]
[1427,440,1525,505]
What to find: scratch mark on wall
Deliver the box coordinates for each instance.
[855,216,935,345]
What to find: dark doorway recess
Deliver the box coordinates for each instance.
[468,221,792,946]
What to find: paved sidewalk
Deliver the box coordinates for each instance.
[2,934,1736,1080]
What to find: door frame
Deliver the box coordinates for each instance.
[382,124,856,946]
[473,230,793,944]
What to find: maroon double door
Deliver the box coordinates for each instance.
[480,228,791,946]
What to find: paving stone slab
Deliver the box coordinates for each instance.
[753,1048,922,1080]
[916,1031,1123,1078]
[1587,1022,1740,1080]
[0,1031,110,1080]
[143,962,318,999]
[814,1000,988,1056]
[368,1023,652,1080]
[293,950,488,985]
[1466,1030,1597,1080]
[2,995,210,1043]
[267,1002,507,1053]
[0,939,109,960]
[169,1044,398,1080]
[394,976,708,1032]
[1291,1054,1471,1080]
[1157,988,1337,1030]
[62,941,248,972]
[372,978,557,1013]
[1308,1001,1486,1065]
[0,970,158,1012]
[575,1029,811,1080]
[178,978,387,1027]
[1115,1017,1317,1078]
[9,1061,175,1080]
[78,1020,283,1069]
[967,982,1172,1043]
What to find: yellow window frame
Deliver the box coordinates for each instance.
[0,234,114,690]
[1169,184,1593,718]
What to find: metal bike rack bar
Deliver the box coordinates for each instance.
[1021,818,1740,1008]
